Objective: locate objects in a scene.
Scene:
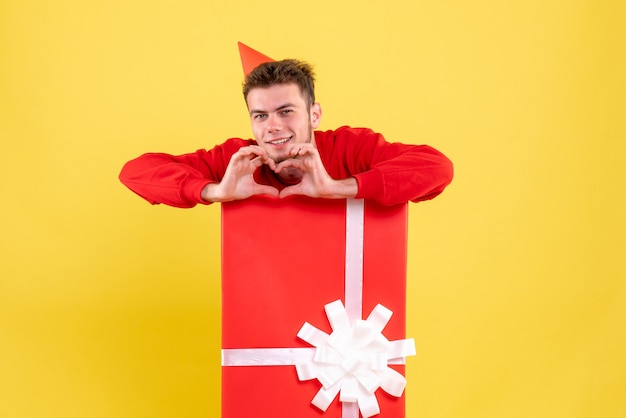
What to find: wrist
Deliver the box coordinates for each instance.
[201,182,226,202]
[329,177,358,199]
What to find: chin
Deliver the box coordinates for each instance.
[272,151,293,164]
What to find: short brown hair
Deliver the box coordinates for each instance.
[243,59,316,107]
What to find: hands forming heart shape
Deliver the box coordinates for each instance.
[201,144,358,203]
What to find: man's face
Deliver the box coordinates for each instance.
[246,83,321,163]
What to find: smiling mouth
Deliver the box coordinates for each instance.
[266,136,292,146]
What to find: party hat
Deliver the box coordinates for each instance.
[238,42,274,76]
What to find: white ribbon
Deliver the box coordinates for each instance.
[222,199,415,417]
[296,300,415,418]
[344,198,365,322]
[221,347,315,366]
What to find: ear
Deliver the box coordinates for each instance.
[310,102,322,129]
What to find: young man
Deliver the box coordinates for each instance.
[119,59,453,207]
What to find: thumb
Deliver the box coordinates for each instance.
[253,185,280,197]
[279,185,303,199]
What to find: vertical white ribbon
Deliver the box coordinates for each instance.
[344,198,364,323]
[342,400,360,418]
[342,199,364,418]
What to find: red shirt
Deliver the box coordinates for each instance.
[119,126,453,208]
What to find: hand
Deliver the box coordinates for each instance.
[274,144,358,199]
[201,145,279,202]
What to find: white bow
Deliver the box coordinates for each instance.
[296,300,416,418]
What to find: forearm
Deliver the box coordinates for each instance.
[119,152,216,207]
[319,127,453,206]
[354,144,454,205]
[324,177,358,199]
[200,182,228,203]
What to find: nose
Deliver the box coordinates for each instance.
[266,113,282,132]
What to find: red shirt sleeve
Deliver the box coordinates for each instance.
[119,138,252,208]
[316,127,453,206]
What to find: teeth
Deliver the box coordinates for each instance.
[269,137,291,145]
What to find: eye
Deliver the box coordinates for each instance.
[253,113,267,120]
[279,109,293,116]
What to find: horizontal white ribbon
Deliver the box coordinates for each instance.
[222,347,407,367]
[222,348,314,366]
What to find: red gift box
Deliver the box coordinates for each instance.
[221,196,413,417]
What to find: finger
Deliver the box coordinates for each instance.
[235,145,268,160]
[288,144,309,157]
[253,185,279,197]
[250,155,265,166]
[278,185,302,199]
[261,155,277,170]
[245,144,268,154]
[274,158,303,173]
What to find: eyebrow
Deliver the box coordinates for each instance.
[249,103,296,116]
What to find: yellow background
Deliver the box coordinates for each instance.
[1,0,624,417]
